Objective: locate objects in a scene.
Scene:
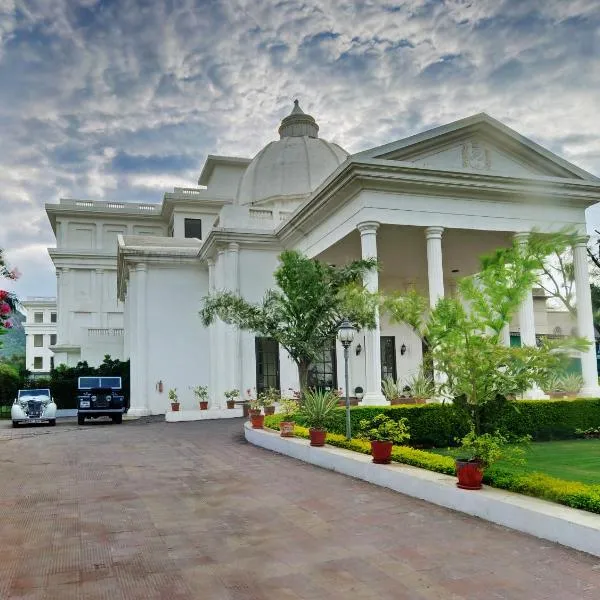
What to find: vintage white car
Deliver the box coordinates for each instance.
[11,388,57,427]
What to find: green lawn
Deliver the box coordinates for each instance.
[432,439,600,486]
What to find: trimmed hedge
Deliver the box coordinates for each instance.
[263,415,600,515]
[290,398,600,447]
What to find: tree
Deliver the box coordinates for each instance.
[201,250,378,391]
[383,233,588,434]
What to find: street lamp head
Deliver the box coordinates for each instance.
[337,318,356,346]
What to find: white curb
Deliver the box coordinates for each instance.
[166,408,244,422]
[245,422,600,557]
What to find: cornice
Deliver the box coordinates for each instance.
[198,228,281,261]
[277,159,600,245]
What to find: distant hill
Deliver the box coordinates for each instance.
[0,310,25,359]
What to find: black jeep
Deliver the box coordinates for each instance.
[77,376,128,425]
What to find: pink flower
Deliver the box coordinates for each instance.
[0,290,7,301]
[0,302,10,315]
[9,268,20,280]
[3,319,12,329]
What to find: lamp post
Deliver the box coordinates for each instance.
[337,318,356,440]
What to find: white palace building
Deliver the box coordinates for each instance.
[45,102,600,415]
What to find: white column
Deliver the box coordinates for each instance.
[215,249,227,408]
[228,243,242,398]
[357,221,387,405]
[514,233,546,399]
[207,258,217,407]
[573,240,600,396]
[129,263,150,416]
[425,227,447,397]
[425,227,445,307]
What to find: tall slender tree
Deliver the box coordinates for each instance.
[201,250,378,391]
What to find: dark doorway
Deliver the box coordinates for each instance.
[380,336,397,382]
[255,337,280,394]
[308,341,338,391]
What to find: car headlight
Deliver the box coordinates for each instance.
[80,400,91,408]
[91,395,97,401]
[106,395,112,402]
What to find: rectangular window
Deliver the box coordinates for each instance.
[33,334,44,348]
[50,334,57,346]
[50,312,57,323]
[184,218,202,239]
[50,357,55,370]
[307,340,338,391]
[33,357,43,369]
[255,337,280,394]
[34,312,43,323]
[380,336,397,382]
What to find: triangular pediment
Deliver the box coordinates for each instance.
[355,114,598,181]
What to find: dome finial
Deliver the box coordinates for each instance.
[279,99,319,139]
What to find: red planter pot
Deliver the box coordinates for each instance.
[264,406,275,416]
[280,421,294,437]
[226,400,236,409]
[455,459,484,490]
[250,413,265,429]
[370,440,393,464]
[199,401,209,410]
[309,428,327,447]
[171,403,180,412]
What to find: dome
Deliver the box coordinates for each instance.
[237,100,349,206]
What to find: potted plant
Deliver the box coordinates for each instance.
[561,373,584,398]
[224,389,239,409]
[168,388,180,412]
[354,386,364,401]
[191,385,209,410]
[357,414,410,464]
[406,370,434,404]
[452,429,529,490]
[259,387,280,416]
[299,389,339,446]
[249,397,264,429]
[279,397,300,437]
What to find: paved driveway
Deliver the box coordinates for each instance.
[1,418,598,599]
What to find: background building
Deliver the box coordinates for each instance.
[22,297,57,377]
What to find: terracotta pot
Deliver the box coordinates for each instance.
[309,428,327,447]
[370,440,393,464]
[455,459,484,490]
[280,421,294,437]
[264,406,275,416]
[226,400,236,409]
[249,408,261,417]
[171,403,180,412]
[199,401,209,410]
[251,413,265,429]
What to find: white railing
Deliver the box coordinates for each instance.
[62,199,159,212]
[75,200,94,207]
[279,211,292,222]
[88,328,124,337]
[174,187,203,196]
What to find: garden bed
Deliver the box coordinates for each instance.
[264,415,600,515]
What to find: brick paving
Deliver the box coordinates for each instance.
[0,417,599,599]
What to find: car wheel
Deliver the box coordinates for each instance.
[112,414,123,424]
[12,421,19,428]
[77,415,85,426]
[49,419,56,427]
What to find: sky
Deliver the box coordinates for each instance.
[1,0,600,299]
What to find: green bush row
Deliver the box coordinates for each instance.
[263,415,600,514]
[289,398,600,446]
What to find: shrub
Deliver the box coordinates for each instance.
[287,398,600,446]
[0,363,19,406]
[263,416,600,514]
[299,389,339,430]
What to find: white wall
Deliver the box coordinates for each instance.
[143,264,210,414]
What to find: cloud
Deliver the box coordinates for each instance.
[1,0,600,297]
